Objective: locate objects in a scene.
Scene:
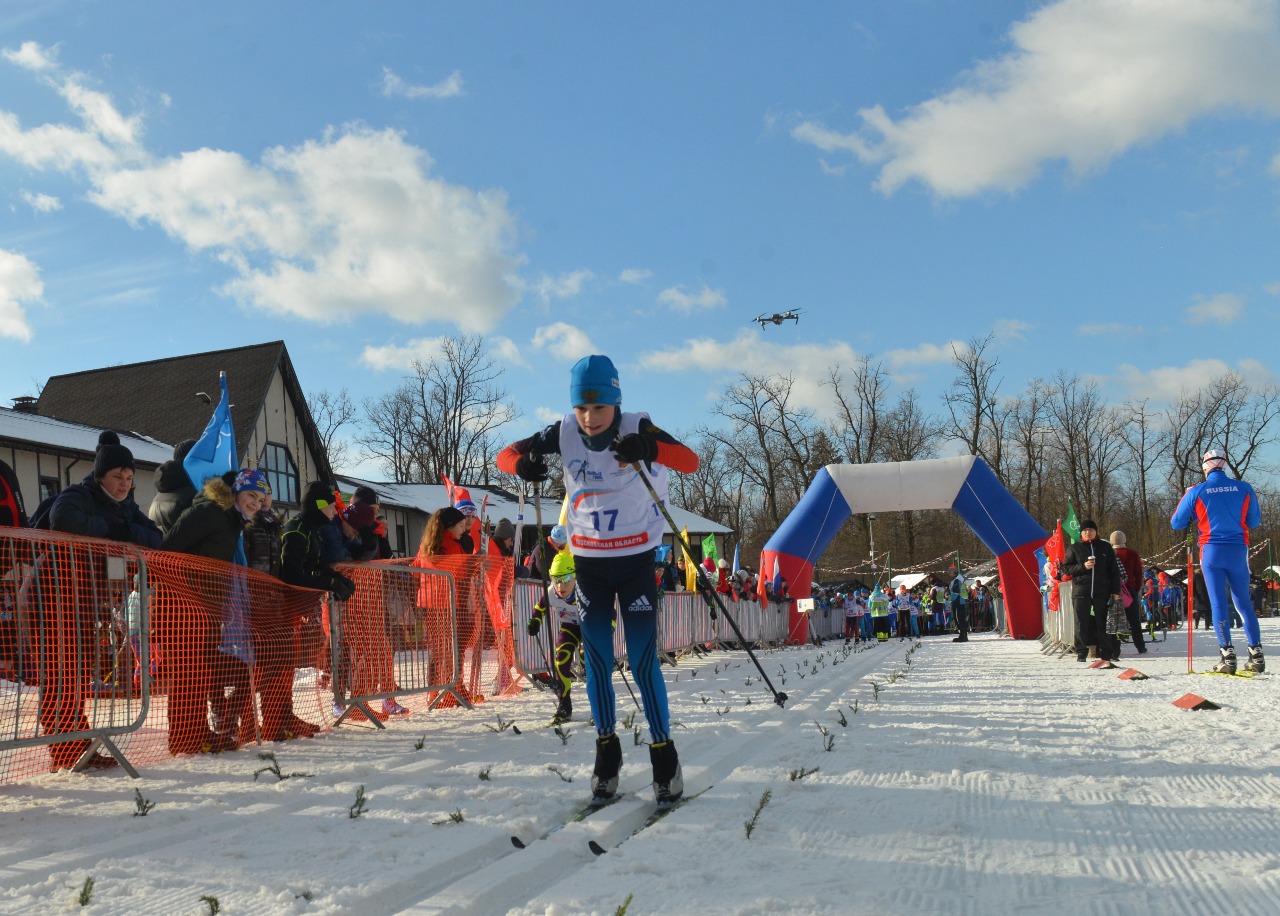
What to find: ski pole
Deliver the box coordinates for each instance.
[616,660,642,709]
[532,483,559,686]
[629,460,788,708]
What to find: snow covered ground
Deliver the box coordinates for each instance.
[2,620,1278,915]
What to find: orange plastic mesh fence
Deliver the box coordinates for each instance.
[142,546,334,759]
[392,552,521,705]
[0,527,517,784]
[0,529,148,780]
[326,561,467,717]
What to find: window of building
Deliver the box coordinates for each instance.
[258,443,299,505]
[39,477,60,503]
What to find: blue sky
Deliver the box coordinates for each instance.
[1,1,1278,476]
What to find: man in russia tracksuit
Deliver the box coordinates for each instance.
[1171,448,1265,675]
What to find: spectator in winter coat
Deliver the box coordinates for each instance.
[41,431,162,771]
[1109,531,1146,654]
[281,481,358,686]
[241,486,320,741]
[338,487,405,719]
[1058,519,1123,662]
[147,438,197,536]
[161,469,274,753]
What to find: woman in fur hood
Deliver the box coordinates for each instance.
[161,469,271,754]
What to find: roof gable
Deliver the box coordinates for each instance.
[36,341,332,481]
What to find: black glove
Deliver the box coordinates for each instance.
[611,433,657,464]
[527,606,544,637]
[328,572,356,602]
[515,451,549,483]
[105,520,133,542]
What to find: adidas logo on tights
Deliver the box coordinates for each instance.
[628,594,654,613]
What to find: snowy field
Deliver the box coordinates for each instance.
[2,620,1278,915]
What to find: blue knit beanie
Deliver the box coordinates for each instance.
[569,355,621,408]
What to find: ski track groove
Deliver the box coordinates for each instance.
[0,744,483,892]
[383,642,908,915]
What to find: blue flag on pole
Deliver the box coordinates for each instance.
[731,544,741,576]
[183,373,252,665]
[183,373,237,490]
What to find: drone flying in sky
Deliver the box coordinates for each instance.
[753,309,802,328]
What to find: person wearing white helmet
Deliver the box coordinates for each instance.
[1171,448,1264,674]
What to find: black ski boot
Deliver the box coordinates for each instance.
[552,695,572,724]
[1212,645,1237,675]
[649,740,684,808]
[591,733,622,805]
[1245,645,1265,674]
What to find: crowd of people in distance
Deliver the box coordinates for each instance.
[803,577,997,644]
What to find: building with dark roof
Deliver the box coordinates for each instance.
[36,341,331,507]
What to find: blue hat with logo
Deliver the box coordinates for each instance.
[570,355,621,408]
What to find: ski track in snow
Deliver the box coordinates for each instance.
[2,624,1279,915]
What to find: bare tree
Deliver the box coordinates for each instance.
[881,388,943,564]
[1004,380,1051,520]
[1044,372,1126,522]
[307,388,356,473]
[1114,397,1164,545]
[825,356,890,465]
[942,334,1007,477]
[357,335,519,483]
[359,386,422,480]
[704,373,817,531]
[1164,373,1280,491]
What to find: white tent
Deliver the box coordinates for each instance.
[890,572,931,591]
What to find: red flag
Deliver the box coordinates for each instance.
[1044,519,1066,612]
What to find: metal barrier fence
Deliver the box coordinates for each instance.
[7,527,928,785]
[0,528,150,779]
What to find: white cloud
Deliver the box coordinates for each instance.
[883,340,964,371]
[1116,357,1279,402]
[489,335,528,368]
[381,67,463,100]
[639,330,860,417]
[1078,321,1144,336]
[535,406,561,425]
[795,0,1280,197]
[619,268,652,284]
[532,321,596,360]
[657,284,727,313]
[533,269,592,303]
[0,46,522,330]
[2,40,57,72]
[993,318,1032,342]
[0,248,43,341]
[19,189,60,212]
[359,336,449,371]
[1186,291,1244,325]
[1264,280,1280,296]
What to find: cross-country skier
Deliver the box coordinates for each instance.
[1171,448,1265,674]
[497,354,699,808]
[527,551,584,724]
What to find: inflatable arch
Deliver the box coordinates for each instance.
[758,456,1048,641]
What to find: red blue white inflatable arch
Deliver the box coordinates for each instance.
[758,456,1048,641]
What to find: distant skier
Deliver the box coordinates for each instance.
[1171,448,1264,674]
[527,551,584,724]
[498,354,699,808]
